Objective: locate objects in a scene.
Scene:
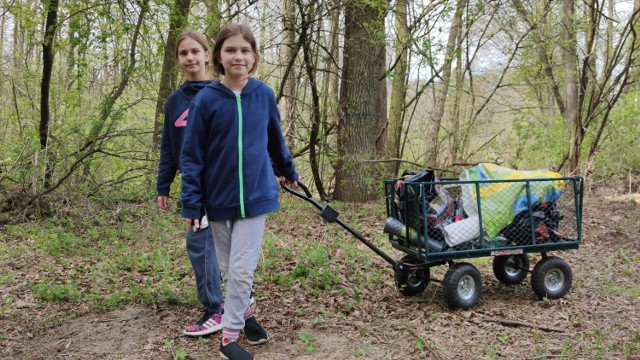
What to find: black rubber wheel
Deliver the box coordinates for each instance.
[492,253,530,285]
[531,256,572,299]
[394,255,430,296]
[442,262,482,309]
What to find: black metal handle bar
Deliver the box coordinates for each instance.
[281,181,396,266]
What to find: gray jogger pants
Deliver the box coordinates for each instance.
[211,215,266,330]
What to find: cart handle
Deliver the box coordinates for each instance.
[280,180,397,266]
[281,181,321,210]
[281,181,340,222]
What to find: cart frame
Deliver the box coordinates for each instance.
[282,175,584,309]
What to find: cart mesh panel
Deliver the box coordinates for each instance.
[385,176,583,260]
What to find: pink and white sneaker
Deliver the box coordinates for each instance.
[183,311,223,336]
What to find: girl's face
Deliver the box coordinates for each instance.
[177,37,210,81]
[218,34,256,81]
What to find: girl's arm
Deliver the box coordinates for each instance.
[157,105,178,210]
[180,100,207,222]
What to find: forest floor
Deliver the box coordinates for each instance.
[1,180,640,360]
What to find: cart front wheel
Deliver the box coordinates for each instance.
[394,255,430,296]
[442,262,482,309]
[492,253,530,285]
[531,256,572,299]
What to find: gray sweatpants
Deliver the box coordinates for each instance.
[211,214,266,331]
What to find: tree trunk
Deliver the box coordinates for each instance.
[446,28,464,167]
[631,0,640,88]
[511,0,564,117]
[40,0,59,189]
[205,0,222,41]
[426,0,466,168]
[561,0,580,174]
[296,0,327,199]
[326,0,340,107]
[281,0,297,145]
[152,0,191,151]
[334,0,386,202]
[385,0,408,177]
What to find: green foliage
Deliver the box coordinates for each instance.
[163,340,188,360]
[298,331,318,354]
[6,221,88,257]
[624,331,640,356]
[290,244,341,291]
[1,200,197,310]
[353,345,372,357]
[590,90,640,177]
[502,112,567,170]
[32,281,82,303]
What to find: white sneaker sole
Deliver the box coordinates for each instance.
[183,324,223,337]
[246,337,269,345]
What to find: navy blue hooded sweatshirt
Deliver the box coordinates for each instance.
[157,81,211,197]
[180,78,298,221]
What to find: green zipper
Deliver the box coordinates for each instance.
[236,94,245,218]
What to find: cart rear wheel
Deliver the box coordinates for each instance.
[531,256,572,299]
[492,253,530,285]
[394,255,430,296]
[442,262,482,309]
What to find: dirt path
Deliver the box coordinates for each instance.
[2,192,639,359]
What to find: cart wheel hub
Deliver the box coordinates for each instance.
[544,268,565,292]
[505,257,521,276]
[458,275,476,300]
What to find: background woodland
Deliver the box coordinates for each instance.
[1,0,640,207]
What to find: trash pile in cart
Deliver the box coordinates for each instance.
[384,163,574,252]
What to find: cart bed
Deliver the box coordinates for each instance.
[384,176,583,262]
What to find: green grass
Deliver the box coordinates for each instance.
[1,200,196,311]
[1,196,393,317]
[623,331,640,355]
[32,281,82,303]
[298,331,318,354]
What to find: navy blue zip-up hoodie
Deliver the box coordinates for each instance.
[180,78,298,221]
[156,81,210,196]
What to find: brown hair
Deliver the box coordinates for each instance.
[212,24,260,76]
[175,30,212,75]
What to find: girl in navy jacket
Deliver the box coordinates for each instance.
[156,30,224,337]
[180,24,298,360]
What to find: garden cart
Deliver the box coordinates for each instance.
[282,169,583,310]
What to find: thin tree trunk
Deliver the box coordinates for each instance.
[297,0,327,199]
[511,0,564,117]
[386,0,408,177]
[281,0,297,145]
[205,0,222,41]
[561,0,580,174]
[631,0,640,87]
[427,0,465,168]
[327,0,340,107]
[446,26,464,167]
[40,0,59,189]
[152,0,191,151]
[79,0,148,154]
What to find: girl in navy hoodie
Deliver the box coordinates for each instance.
[180,24,298,360]
[156,30,224,336]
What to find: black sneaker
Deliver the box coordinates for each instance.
[219,340,254,360]
[243,316,269,345]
